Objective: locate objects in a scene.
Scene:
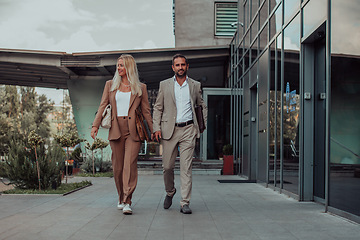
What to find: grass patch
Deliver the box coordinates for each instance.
[76,172,113,178]
[2,180,92,195]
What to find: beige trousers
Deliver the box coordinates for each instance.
[109,116,141,205]
[162,124,197,206]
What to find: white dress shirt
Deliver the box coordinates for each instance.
[115,91,131,116]
[174,76,193,123]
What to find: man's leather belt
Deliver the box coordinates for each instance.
[175,120,194,127]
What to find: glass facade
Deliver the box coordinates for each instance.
[230,0,360,222]
[329,0,360,217]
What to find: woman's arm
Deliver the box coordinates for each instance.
[140,84,153,134]
[91,81,111,138]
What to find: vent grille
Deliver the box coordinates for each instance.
[215,3,238,36]
[61,57,100,66]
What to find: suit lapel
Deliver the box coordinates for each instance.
[110,90,117,119]
[168,79,176,104]
[188,78,195,104]
[129,93,136,109]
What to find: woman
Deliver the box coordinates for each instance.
[91,54,153,215]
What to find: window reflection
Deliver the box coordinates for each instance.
[330,0,360,217]
[207,95,231,160]
[269,2,282,41]
[269,41,276,185]
[284,0,300,24]
[331,0,360,55]
[283,14,300,195]
[303,0,326,38]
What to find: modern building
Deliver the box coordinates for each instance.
[173,0,238,48]
[0,0,359,224]
[229,0,360,223]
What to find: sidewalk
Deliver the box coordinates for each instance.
[0,175,359,240]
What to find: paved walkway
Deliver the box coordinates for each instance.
[0,175,359,240]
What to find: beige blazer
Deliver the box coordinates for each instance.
[92,80,153,141]
[152,77,208,140]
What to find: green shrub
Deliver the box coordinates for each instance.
[81,154,112,173]
[3,180,91,194]
[0,161,6,177]
[76,172,113,178]
[2,139,64,190]
[70,147,83,163]
[223,144,233,155]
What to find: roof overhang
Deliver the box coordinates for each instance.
[0,46,230,90]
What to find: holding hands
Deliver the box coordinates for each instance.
[153,131,162,142]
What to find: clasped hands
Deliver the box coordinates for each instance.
[152,131,162,142]
[92,126,161,142]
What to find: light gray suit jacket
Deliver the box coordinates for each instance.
[152,77,208,140]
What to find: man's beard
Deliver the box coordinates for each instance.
[176,70,187,78]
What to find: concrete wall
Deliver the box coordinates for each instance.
[67,78,112,159]
[174,0,238,48]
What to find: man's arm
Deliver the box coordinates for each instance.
[196,83,208,127]
[152,81,164,134]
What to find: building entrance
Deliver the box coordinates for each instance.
[201,88,231,161]
[302,23,326,201]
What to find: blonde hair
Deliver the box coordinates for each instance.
[110,54,142,96]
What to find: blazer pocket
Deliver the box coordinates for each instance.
[160,119,167,128]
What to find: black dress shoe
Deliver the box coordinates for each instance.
[180,205,192,214]
[164,189,176,209]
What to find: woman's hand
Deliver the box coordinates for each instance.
[91,127,98,140]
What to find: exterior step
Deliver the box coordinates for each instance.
[137,160,223,175]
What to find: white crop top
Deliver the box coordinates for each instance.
[115,91,131,116]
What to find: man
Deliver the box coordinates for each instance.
[153,53,208,214]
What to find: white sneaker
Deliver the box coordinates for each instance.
[117,202,125,210]
[123,204,132,215]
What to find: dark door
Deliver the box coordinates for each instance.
[313,38,326,199]
[250,85,257,180]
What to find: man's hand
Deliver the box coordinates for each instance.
[91,127,98,140]
[153,131,162,142]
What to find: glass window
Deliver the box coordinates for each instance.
[283,14,300,195]
[259,0,268,28]
[260,23,268,51]
[330,0,360,218]
[269,0,279,14]
[269,2,282,41]
[250,42,258,64]
[207,95,231,160]
[215,2,238,36]
[303,0,326,38]
[284,0,300,25]
[244,49,250,70]
[258,49,269,183]
[250,16,259,44]
[245,29,251,48]
[245,1,250,29]
[269,40,276,186]
[251,0,259,21]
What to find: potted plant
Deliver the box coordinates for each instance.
[222,144,233,175]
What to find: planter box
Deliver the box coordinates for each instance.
[223,155,234,175]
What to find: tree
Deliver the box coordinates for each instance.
[53,131,84,183]
[0,114,11,155]
[28,130,43,191]
[85,138,109,174]
[20,87,36,115]
[35,94,54,138]
[4,85,20,118]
